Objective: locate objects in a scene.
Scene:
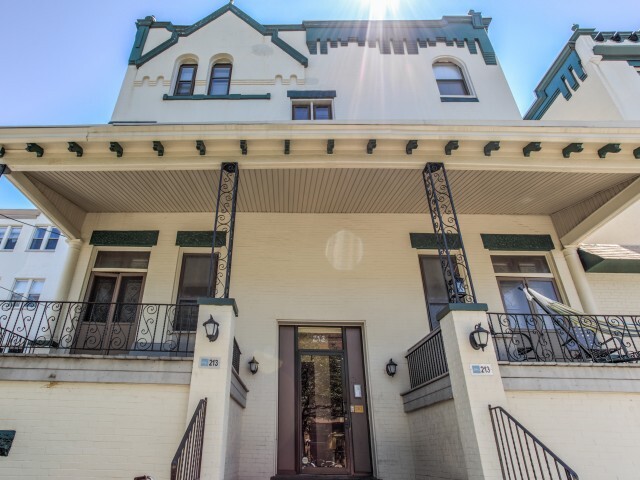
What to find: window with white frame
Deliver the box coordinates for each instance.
[433,61,471,97]
[11,279,44,301]
[28,227,61,251]
[0,226,22,250]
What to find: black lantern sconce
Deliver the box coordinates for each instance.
[203,315,220,342]
[248,356,259,375]
[448,275,466,301]
[469,323,489,351]
[385,358,398,377]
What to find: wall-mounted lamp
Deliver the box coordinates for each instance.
[385,358,398,377]
[469,323,489,351]
[202,315,220,342]
[248,356,259,375]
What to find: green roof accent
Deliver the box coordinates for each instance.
[593,44,640,61]
[303,11,497,65]
[129,4,308,68]
[90,231,159,247]
[481,234,555,251]
[287,90,337,99]
[410,233,462,249]
[176,231,226,248]
[579,245,640,273]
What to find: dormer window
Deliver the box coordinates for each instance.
[209,63,232,96]
[433,62,470,96]
[174,64,198,96]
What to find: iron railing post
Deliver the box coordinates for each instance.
[209,162,240,299]
[422,163,476,304]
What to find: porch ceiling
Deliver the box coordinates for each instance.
[26,169,637,216]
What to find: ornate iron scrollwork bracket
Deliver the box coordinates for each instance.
[209,162,240,298]
[422,162,477,304]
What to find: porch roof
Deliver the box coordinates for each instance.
[2,122,640,240]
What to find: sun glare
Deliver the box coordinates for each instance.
[360,0,400,20]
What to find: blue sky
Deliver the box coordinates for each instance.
[1,0,639,208]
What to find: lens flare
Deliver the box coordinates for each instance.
[361,0,400,20]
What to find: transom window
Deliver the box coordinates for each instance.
[209,63,232,96]
[174,64,198,96]
[11,279,44,301]
[292,101,333,120]
[433,62,470,96]
[28,227,60,251]
[0,227,21,251]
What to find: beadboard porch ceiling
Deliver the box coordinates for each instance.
[26,168,637,216]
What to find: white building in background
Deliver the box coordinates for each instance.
[0,4,640,480]
[0,210,68,302]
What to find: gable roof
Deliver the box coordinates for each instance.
[129,3,309,68]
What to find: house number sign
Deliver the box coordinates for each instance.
[470,364,493,376]
[200,357,221,369]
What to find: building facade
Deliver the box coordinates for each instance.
[1,4,640,480]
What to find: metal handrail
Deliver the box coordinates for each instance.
[171,398,207,480]
[489,405,579,480]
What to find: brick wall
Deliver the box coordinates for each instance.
[587,273,640,314]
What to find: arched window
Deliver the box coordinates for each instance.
[174,63,198,96]
[209,63,232,95]
[433,62,470,96]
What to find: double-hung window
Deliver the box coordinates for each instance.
[11,279,44,301]
[174,64,198,96]
[208,63,232,96]
[433,62,471,97]
[28,227,60,251]
[175,254,216,331]
[0,227,21,250]
[419,256,450,331]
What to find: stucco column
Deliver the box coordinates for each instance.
[53,239,83,301]
[187,299,238,480]
[562,246,598,314]
[439,304,507,480]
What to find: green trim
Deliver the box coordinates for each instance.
[303,12,497,64]
[197,297,239,317]
[90,231,159,247]
[287,90,337,99]
[176,231,226,248]
[579,250,640,274]
[525,48,586,120]
[410,233,461,250]
[0,430,16,457]
[436,303,489,321]
[130,4,308,68]
[163,94,271,101]
[628,60,640,67]
[441,97,479,102]
[481,234,555,251]
[593,44,640,61]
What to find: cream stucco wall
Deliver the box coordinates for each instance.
[541,36,640,121]
[112,11,521,123]
[63,210,578,479]
[0,381,189,480]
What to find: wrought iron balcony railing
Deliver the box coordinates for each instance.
[406,328,448,389]
[487,312,640,364]
[0,300,197,356]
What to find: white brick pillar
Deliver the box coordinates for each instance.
[53,239,83,301]
[439,304,507,480]
[187,299,238,480]
[563,246,599,314]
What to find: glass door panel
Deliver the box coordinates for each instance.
[300,353,348,473]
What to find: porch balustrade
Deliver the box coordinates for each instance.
[0,300,196,356]
[487,312,640,364]
[406,328,449,388]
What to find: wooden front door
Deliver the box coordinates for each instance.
[278,326,373,477]
[73,273,145,354]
